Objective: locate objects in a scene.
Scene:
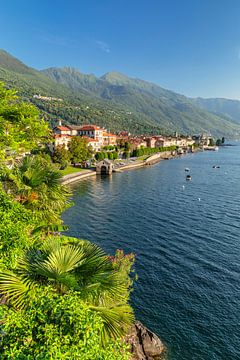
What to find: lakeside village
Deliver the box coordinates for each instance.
[50,120,219,173]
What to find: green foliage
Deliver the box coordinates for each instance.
[42,67,240,137]
[208,138,215,146]
[103,145,115,151]
[132,145,177,157]
[0,79,134,359]
[124,142,131,151]
[52,144,70,169]
[0,82,49,161]
[95,150,119,161]
[68,137,92,165]
[0,288,130,360]
[216,138,221,146]
[0,186,37,270]
[1,50,238,136]
[110,249,136,295]
[0,236,134,341]
[0,155,71,224]
[123,151,130,159]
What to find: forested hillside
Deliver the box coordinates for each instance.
[1,49,239,136]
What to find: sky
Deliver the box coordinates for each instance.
[1,0,240,99]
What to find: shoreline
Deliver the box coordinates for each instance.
[61,150,197,185]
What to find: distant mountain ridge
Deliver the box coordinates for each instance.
[42,66,240,136]
[0,49,239,137]
[193,97,240,124]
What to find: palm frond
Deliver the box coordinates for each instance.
[90,303,134,343]
[0,271,34,309]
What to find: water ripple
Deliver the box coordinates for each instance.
[63,145,240,360]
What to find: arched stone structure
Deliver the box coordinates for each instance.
[96,159,113,175]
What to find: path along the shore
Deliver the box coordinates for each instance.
[61,150,181,185]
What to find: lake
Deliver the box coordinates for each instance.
[62,145,240,360]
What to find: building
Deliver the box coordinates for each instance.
[52,121,117,151]
[103,132,117,146]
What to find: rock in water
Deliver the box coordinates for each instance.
[126,321,165,360]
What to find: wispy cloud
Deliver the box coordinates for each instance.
[38,32,78,48]
[96,40,111,53]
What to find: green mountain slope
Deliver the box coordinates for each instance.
[42,67,240,136]
[193,97,240,124]
[0,50,159,133]
[0,49,239,136]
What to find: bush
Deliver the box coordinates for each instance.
[0,288,130,360]
[0,186,36,270]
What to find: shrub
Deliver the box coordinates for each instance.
[0,288,130,360]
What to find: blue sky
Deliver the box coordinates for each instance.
[1,0,240,99]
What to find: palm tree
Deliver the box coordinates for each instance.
[0,155,71,223]
[0,237,134,341]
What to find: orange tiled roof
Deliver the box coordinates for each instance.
[55,126,70,131]
[80,125,101,131]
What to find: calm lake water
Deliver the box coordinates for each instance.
[62,145,240,360]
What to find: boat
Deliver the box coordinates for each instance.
[185,168,190,172]
[186,174,192,181]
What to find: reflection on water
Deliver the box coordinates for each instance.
[63,146,240,360]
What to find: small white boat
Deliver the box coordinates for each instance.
[186,174,192,181]
[185,168,190,172]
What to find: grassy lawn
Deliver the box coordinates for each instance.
[136,155,149,161]
[60,166,85,176]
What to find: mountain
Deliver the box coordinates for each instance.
[193,97,240,124]
[42,66,240,136]
[0,49,239,137]
[0,50,159,133]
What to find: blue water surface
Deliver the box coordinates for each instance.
[62,145,240,360]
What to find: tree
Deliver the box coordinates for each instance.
[113,151,119,160]
[0,82,49,162]
[52,145,70,169]
[209,138,215,146]
[0,236,134,342]
[222,137,225,144]
[123,151,130,159]
[216,138,221,146]
[108,152,114,160]
[95,152,103,161]
[0,155,71,224]
[68,137,92,166]
[124,142,131,151]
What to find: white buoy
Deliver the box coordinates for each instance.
[198,198,201,201]
[182,185,185,190]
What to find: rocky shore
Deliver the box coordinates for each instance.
[126,322,165,360]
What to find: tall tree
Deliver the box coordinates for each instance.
[52,145,70,169]
[0,82,49,162]
[68,137,92,166]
